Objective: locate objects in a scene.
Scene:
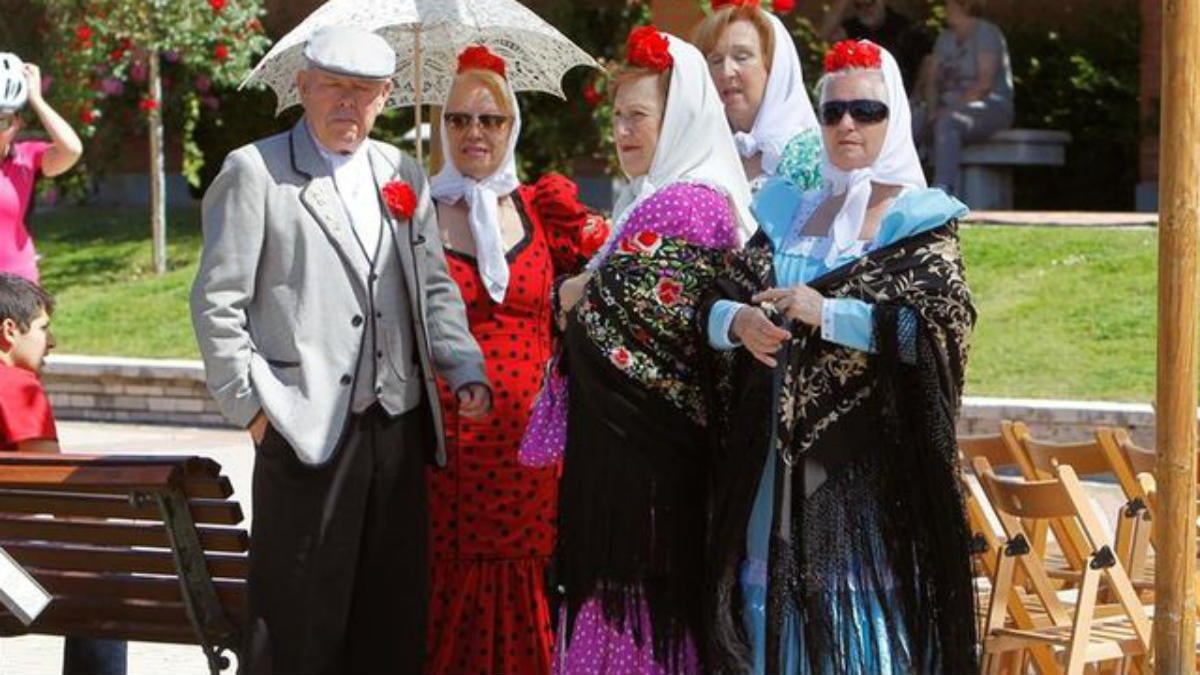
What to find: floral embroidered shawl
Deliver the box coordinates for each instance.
[704,216,979,675]
[556,182,738,669]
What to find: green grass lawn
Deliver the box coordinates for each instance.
[33,207,1161,402]
[37,207,204,360]
[961,225,1157,403]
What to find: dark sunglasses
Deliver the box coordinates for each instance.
[443,112,511,132]
[820,100,889,126]
[0,116,14,132]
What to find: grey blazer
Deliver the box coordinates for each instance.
[190,120,487,466]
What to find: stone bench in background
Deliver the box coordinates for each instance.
[961,128,1071,210]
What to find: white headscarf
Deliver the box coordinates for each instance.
[820,42,926,267]
[731,12,819,175]
[610,34,755,249]
[429,71,523,304]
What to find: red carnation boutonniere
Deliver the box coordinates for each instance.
[457,45,507,78]
[824,40,883,73]
[626,25,673,72]
[382,180,417,220]
[771,0,796,13]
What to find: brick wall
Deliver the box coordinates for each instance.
[41,356,1163,447]
[43,356,227,427]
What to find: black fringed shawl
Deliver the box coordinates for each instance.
[703,220,978,675]
[555,184,738,672]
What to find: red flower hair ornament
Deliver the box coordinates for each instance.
[457,45,507,79]
[824,40,883,73]
[710,0,760,9]
[710,0,794,14]
[382,180,417,220]
[626,26,673,72]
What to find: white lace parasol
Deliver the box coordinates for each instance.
[243,0,598,114]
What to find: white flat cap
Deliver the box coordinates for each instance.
[304,26,396,80]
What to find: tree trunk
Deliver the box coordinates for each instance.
[148,51,168,275]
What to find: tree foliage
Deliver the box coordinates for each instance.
[37,0,271,188]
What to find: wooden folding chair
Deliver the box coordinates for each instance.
[1094,427,1157,587]
[1020,430,1158,587]
[1094,427,1157,482]
[975,458,1153,675]
[959,420,1038,477]
[1008,429,1107,583]
[961,472,1060,675]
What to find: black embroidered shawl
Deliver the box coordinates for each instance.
[703,220,978,675]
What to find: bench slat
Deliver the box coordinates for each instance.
[0,541,249,579]
[0,614,199,644]
[0,491,243,525]
[0,454,233,501]
[0,467,232,500]
[0,453,222,477]
[185,475,233,499]
[0,465,179,492]
[29,569,246,614]
[0,517,248,552]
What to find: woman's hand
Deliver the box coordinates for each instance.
[21,61,84,177]
[559,272,591,310]
[554,272,591,330]
[730,305,790,368]
[23,63,43,105]
[457,383,493,419]
[752,285,825,327]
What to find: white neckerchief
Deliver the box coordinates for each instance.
[600,34,754,269]
[732,12,819,175]
[309,121,382,260]
[429,77,523,304]
[820,43,925,267]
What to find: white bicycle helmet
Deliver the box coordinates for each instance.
[0,53,28,114]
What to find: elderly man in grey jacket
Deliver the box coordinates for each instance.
[191,25,490,675]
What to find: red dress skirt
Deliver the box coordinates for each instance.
[426,175,606,675]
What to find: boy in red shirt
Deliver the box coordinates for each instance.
[0,272,58,450]
[0,273,127,674]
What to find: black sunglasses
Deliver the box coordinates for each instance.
[819,100,889,126]
[443,112,511,132]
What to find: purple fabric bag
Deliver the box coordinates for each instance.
[518,352,567,467]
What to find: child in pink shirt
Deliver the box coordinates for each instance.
[0,53,83,283]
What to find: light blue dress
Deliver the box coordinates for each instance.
[707,174,968,675]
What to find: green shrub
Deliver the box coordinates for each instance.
[1004,7,1141,210]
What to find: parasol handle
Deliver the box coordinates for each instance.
[414,30,423,167]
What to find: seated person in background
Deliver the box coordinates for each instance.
[819,0,931,91]
[0,272,128,675]
[916,0,1013,196]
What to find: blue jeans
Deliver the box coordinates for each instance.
[62,638,127,675]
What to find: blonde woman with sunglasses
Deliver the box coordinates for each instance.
[425,45,608,675]
[0,53,82,283]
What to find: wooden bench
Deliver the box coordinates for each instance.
[960,128,1072,210]
[0,453,248,674]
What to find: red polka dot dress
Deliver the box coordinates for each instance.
[426,174,607,675]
